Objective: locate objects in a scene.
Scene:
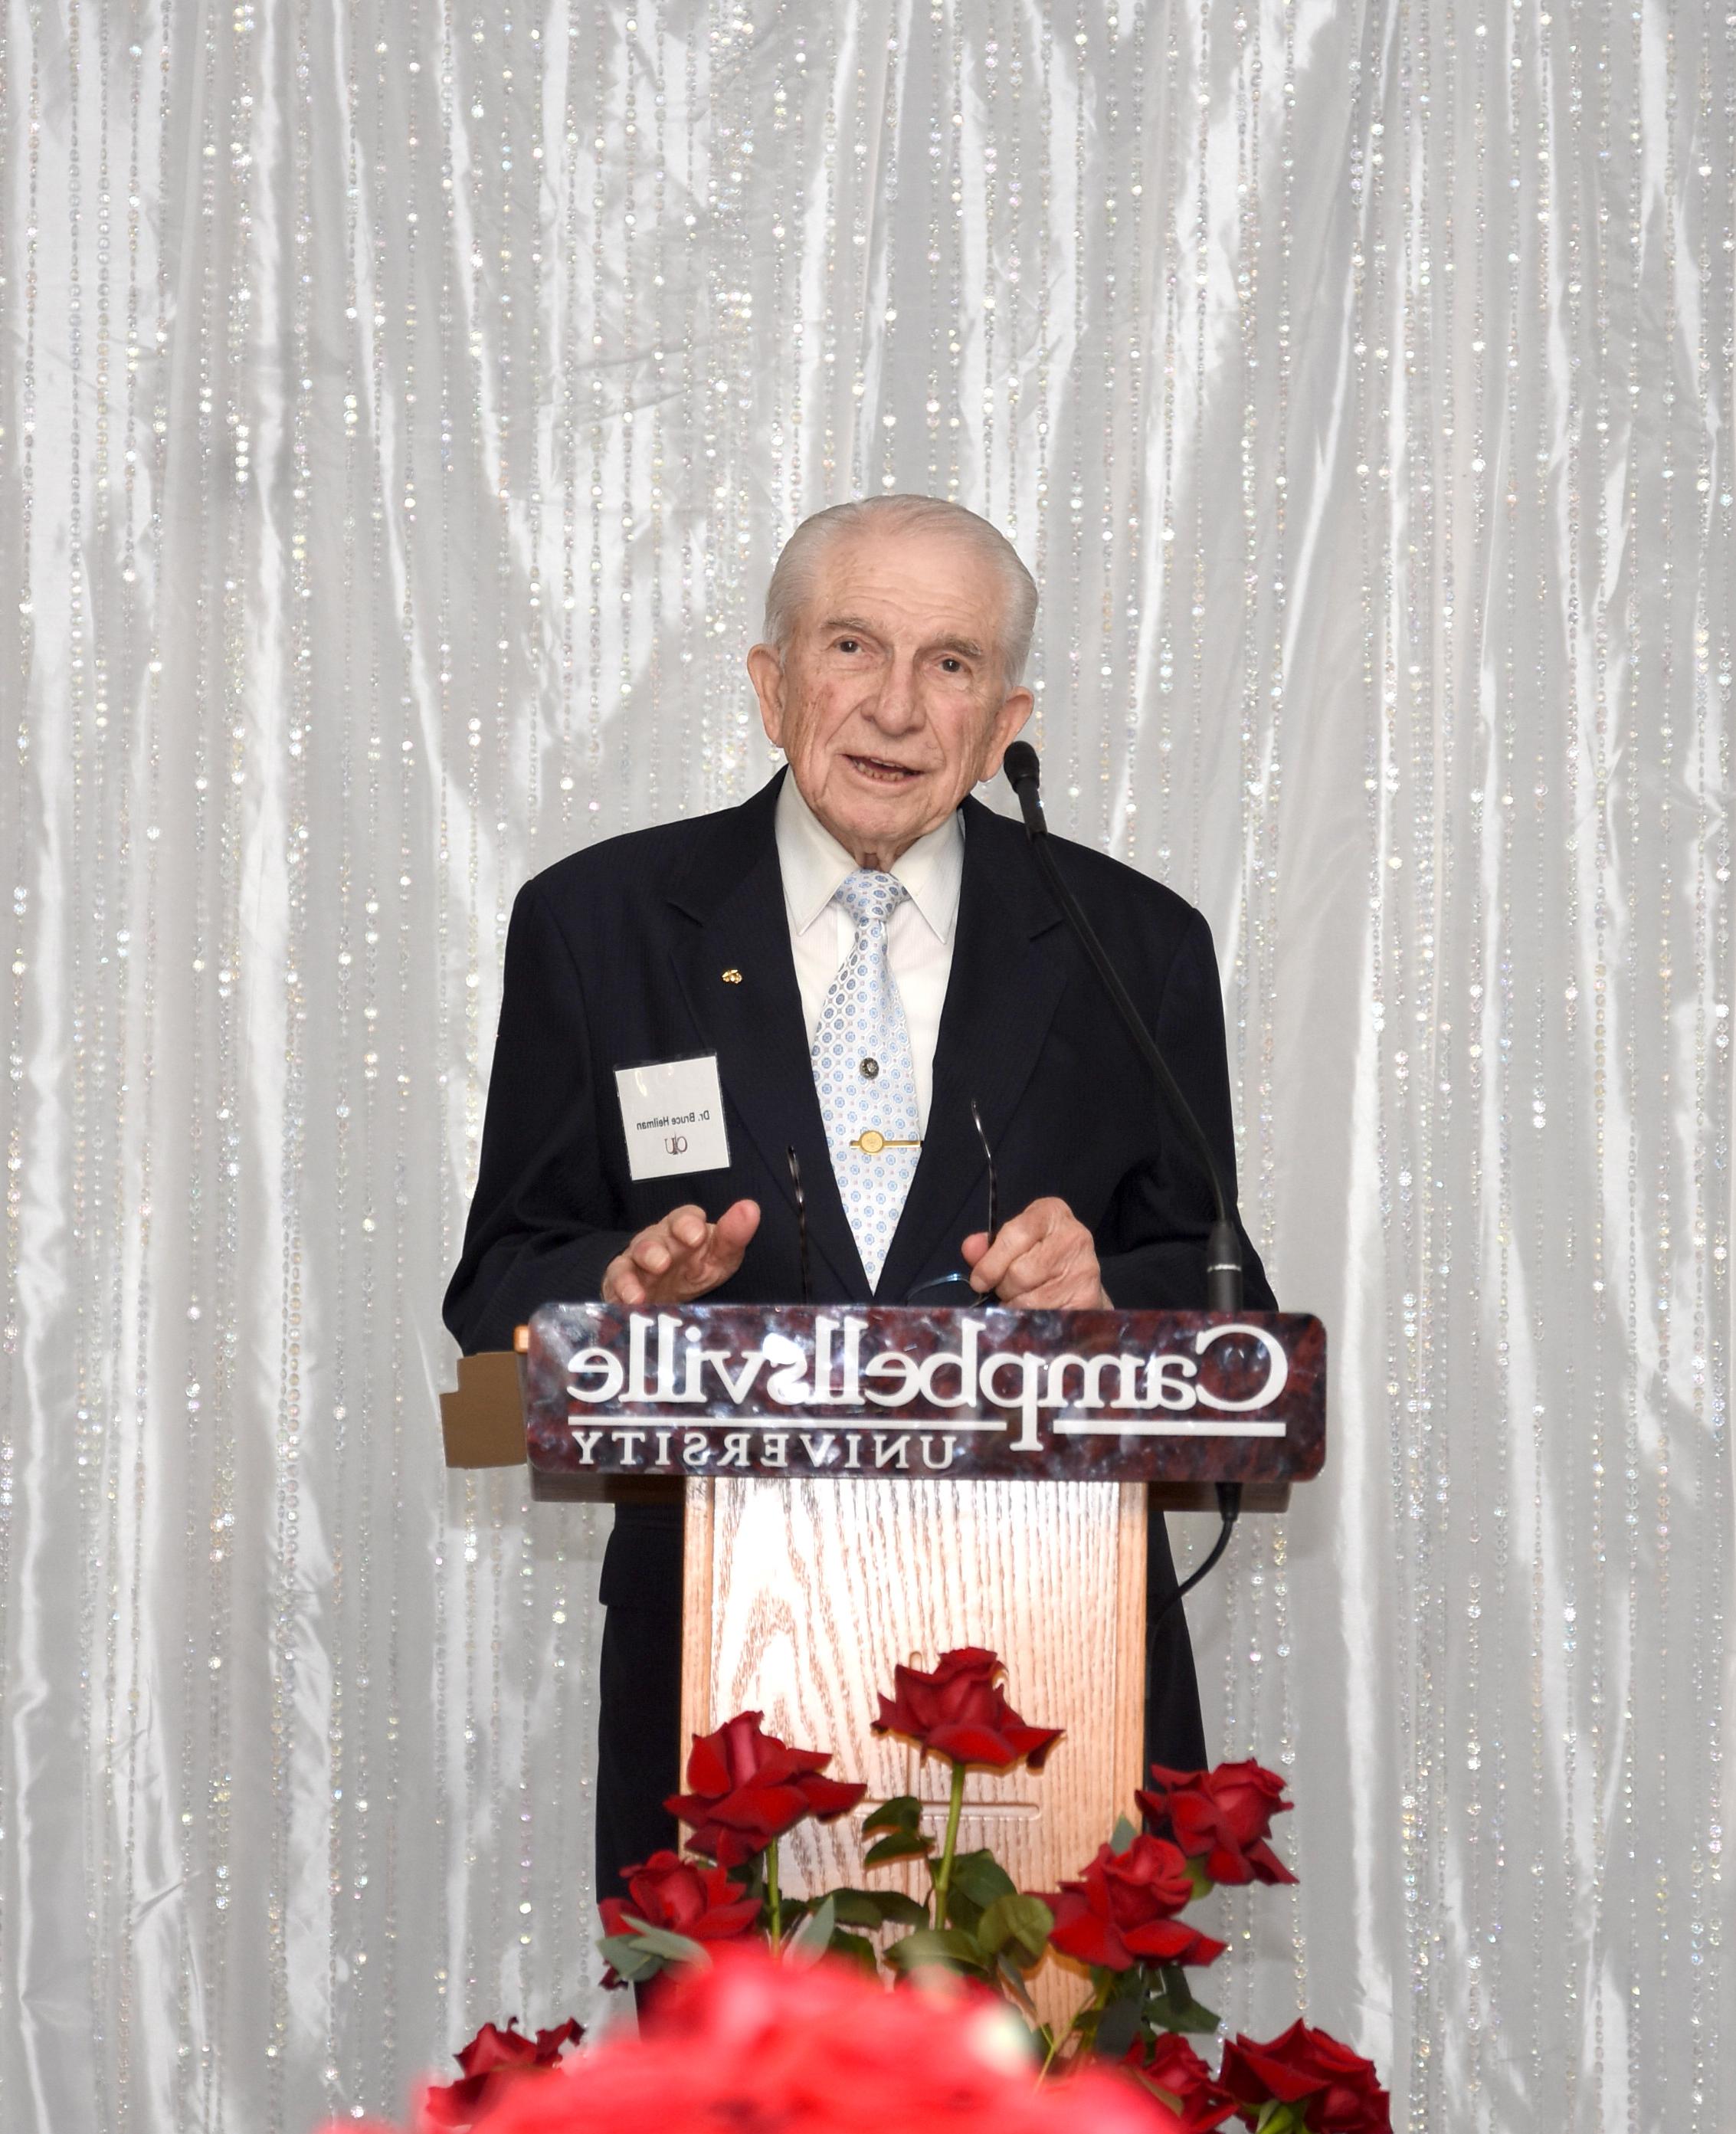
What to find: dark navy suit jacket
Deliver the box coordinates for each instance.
[443,770,1273,1654]
[444,769,1272,1351]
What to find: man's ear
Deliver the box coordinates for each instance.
[746,643,787,748]
[981,686,1035,780]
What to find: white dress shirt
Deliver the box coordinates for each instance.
[774,772,963,1132]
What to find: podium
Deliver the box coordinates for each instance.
[444,1302,1325,1953]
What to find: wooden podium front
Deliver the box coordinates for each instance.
[682,1477,1148,1903]
[445,1299,1324,2003]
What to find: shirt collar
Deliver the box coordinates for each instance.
[775,770,965,944]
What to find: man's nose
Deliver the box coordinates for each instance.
[867,658,922,732]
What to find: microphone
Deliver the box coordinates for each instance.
[1001,741,1245,1313]
[1004,738,1249,1630]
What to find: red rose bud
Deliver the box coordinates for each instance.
[665,1711,866,1868]
[418,2016,582,2129]
[1220,2021,1391,2134]
[871,1647,1063,1772]
[1043,1836,1227,1973]
[597,1850,763,1986]
[1124,2034,1239,2132]
[1136,1760,1297,1887]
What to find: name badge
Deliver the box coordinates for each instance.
[615,1054,732,1181]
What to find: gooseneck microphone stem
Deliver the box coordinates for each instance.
[1001,739,1245,1634]
[1001,740,1244,1315]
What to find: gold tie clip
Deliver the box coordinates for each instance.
[850,1129,922,1155]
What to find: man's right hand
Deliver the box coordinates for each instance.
[601,1199,762,1308]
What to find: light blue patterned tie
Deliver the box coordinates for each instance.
[811,870,922,1288]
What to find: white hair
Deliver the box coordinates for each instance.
[761,494,1039,685]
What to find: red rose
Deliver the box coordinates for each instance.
[666,1711,866,1867]
[1135,1761,1297,1887]
[1044,1836,1227,1972]
[417,2017,581,2130]
[1220,2021,1390,2133]
[872,1647,1063,1772]
[385,1948,1183,2133]
[597,1850,762,1985]
[1124,2034,1238,2132]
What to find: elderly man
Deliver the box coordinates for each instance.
[444,493,1273,1913]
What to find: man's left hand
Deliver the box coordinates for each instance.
[961,1196,1109,1309]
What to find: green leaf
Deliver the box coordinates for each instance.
[1110,1814,1138,1856]
[882,1926,992,1978]
[978,1893,1054,1966]
[950,1849,1017,1908]
[1093,1990,1145,2061]
[943,1886,983,1937]
[596,1933,661,1982]
[827,1928,882,1977]
[785,1894,836,1969]
[861,1795,925,1834]
[1184,1857,1214,1901]
[1144,1965,1220,2036]
[864,1828,935,1867]
[619,1916,710,1965]
[994,1951,1043,2015]
[830,1887,930,1930]
[1254,2107,1308,2134]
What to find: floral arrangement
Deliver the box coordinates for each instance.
[328,1648,1388,2134]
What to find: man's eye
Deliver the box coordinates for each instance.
[941,657,961,673]
[837,638,860,654]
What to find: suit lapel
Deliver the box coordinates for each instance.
[668,775,870,1297]
[875,800,1069,1301]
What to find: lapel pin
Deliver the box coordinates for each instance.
[721,968,743,984]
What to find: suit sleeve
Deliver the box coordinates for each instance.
[442,880,634,1353]
[1094,907,1276,1311]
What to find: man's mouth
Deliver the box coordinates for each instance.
[844,754,922,785]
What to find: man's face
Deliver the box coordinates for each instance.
[747,523,1034,869]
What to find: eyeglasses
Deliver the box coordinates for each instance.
[902,1101,997,1306]
[786,1142,812,1306]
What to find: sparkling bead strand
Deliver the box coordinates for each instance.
[1267,0,1305,2018]
[1028,0,1051,754]
[1549,2,1590,2116]
[1584,0,1615,2118]
[112,8,164,2115]
[526,5,548,850]
[61,0,113,2103]
[1095,8,1119,852]
[1685,28,1731,2124]
[555,0,581,836]
[263,0,319,2110]
[323,7,362,2080]
[379,0,423,2065]
[0,0,36,2109]
[1184,0,1212,906]
[1114,1,1148,872]
[352,0,391,2079]
[1620,0,1646,2106]
[1001,0,1025,545]
[1153,1,1181,873]
[1651,12,1682,2120]
[945,1,965,505]
[873,15,903,502]
[1487,0,1523,2080]
[616,7,640,828]
[205,0,257,2106]
[1060,0,1084,834]
[89,2,138,2109]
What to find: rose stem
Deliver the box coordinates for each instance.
[765,1841,782,1946]
[930,1761,968,1925]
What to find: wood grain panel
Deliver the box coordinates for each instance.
[680,1477,1148,2024]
